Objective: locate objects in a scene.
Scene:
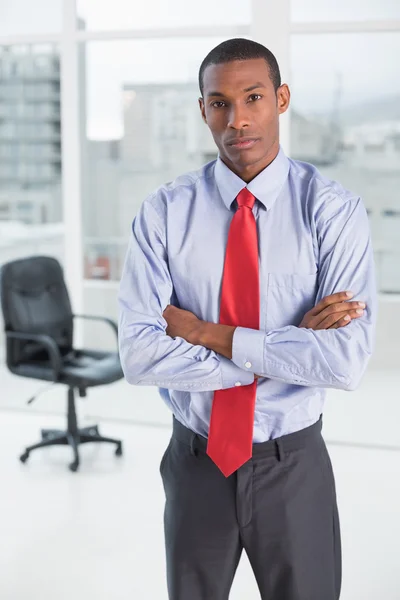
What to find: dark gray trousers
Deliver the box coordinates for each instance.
[160,416,341,600]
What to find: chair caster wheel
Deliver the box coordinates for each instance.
[19,452,29,464]
[115,444,123,457]
[69,461,79,472]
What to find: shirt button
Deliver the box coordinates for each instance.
[235,381,242,387]
[245,361,252,369]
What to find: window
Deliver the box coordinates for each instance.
[291,0,400,22]
[290,32,400,291]
[0,0,62,36]
[77,0,251,31]
[0,44,62,232]
[81,37,223,280]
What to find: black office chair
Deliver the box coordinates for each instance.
[0,255,124,472]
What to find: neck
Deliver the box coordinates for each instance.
[222,142,280,183]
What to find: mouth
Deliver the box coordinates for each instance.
[226,137,260,150]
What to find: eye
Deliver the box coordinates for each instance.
[211,101,227,108]
[248,94,263,102]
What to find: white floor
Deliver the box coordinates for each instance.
[1,369,400,599]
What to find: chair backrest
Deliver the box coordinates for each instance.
[0,256,73,366]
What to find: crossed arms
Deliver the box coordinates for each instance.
[118,197,376,392]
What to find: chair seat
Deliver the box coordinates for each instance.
[10,349,124,388]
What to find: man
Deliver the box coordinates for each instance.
[118,38,376,600]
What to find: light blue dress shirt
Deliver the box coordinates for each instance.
[118,147,377,442]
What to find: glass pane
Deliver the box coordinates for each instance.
[77,0,250,30]
[290,33,400,293]
[0,43,64,365]
[81,38,224,281]
[291,0,400,22]
[0,45,63,244]
[0,0,62,36]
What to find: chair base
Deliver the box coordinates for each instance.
[18,387,123,472]
[19,425,123,472]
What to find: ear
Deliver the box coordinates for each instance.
[277,84,291,115]
[199,97,207,124]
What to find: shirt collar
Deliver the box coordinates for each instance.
[214,145,290,211]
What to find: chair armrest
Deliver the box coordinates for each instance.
[6,331,63,380]
[73,314,118,341]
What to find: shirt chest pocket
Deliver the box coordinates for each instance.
[265,272,318,330]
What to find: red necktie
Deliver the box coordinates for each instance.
[207,188,260,477]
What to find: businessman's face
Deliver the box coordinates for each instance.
[199,58,290,183]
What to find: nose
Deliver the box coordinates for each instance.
[227,103,250,130]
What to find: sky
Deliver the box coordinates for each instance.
[1,0,400,139]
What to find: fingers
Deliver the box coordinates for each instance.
[316,308,365,330]
[308,291,354,316]
[304,301,366,330]
[319,300,366,320]
[329,316,351,329]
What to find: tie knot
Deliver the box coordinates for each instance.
[237,188,255,209]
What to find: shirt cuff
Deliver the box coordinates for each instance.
[219,355,254,389]
[232,327,265,375]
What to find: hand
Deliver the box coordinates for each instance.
[163,305,203,344]
[299,292,366,330]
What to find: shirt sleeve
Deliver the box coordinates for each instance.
[231,196,377,391]
[118,198,254,391]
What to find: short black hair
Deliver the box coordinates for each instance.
[198,38,281,97]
